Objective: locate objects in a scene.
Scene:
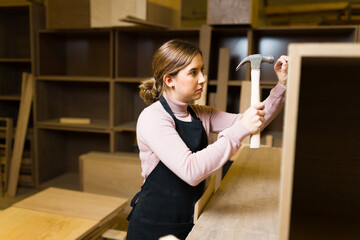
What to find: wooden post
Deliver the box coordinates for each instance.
[214,48,230,189]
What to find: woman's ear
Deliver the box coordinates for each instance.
[163,74,174,88]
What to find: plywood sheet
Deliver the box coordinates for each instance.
[13,187,128,221]
[0,207,97,240]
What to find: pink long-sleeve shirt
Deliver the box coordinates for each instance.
[136,83,286,186]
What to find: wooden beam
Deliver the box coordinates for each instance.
[215,48,230,111]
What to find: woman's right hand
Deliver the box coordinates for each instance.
[240,102,266,134]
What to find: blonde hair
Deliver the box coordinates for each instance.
[139,39,202,105]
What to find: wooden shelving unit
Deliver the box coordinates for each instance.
[0,3,44,188]
[34,27,202,182]
[34,25,360,186]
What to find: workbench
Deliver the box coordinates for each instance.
[187,145,281,240]
[0,187,128,240]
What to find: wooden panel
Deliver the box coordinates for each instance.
[194,25,211,106]
[38,31,112,77]
[279,43,360,240]
[215,48,230,111]
[187,146,281,239]
[13,187,128,221]
[0,6,30,58]
[0,207,97,240]
[80,151,142,215]
[0,62,31,96]
[46,0,91,29]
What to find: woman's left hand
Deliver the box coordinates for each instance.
[274,55,289,87]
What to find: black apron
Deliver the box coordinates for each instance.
[127,96,208,240]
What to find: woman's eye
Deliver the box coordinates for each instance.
[191,71,196,76]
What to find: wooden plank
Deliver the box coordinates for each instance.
[187,146,281,240]
[7,73,33,197]
[102,229,127,240]
[59,117,91,124]
[13,187,128,221]
[0,0,29,6]
[213,48,231,188]
[0,207,97,240]
[215,48,230,111]
[193,174,216,224]
[194,25,211,106]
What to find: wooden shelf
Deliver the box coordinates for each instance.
[37,129,110,183]
[37,119,110,132]
[37,76,112,82]
[0,95,21,101]
[114,121,136,132]
[0,62,31,96]
[36,81,110,125]
[114,77,143,83]
[0,58,31,62]
[208,80,277,87]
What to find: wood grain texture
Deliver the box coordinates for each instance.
[13,187,128,221]
[187,146,281,240]
[80,152,142,200]
[80,151,142,215]
[0,207,97,240]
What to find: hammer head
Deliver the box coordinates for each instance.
[236,54,274,71]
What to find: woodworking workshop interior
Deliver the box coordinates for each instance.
[0,0,359,239]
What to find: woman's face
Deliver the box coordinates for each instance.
[169,53,206,103]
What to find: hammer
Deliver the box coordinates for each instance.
[236,54,274,148]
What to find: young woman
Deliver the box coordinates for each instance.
[127,39,288,240]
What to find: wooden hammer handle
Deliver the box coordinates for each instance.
[250,69,261,148]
